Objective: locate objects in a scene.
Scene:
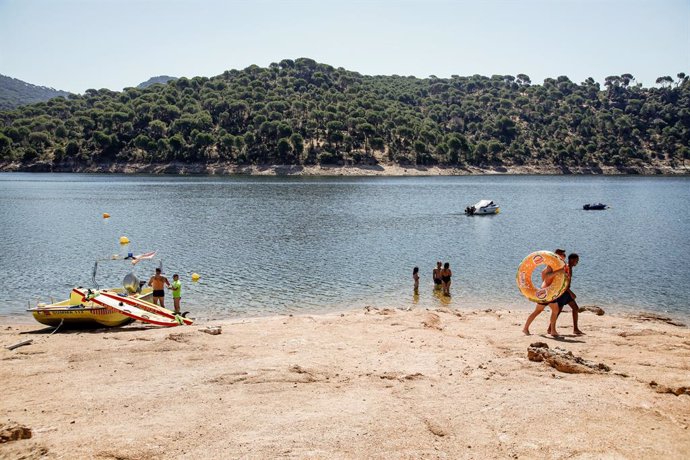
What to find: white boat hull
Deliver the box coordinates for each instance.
[474,206,499,215]
[466,200,500,215]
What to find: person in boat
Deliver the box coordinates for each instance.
[168,273,182,314]
[412,267,419,293]
[522,249,567,337]
[148,268,170,308]
[556,254,583,335]
[432,261,443,290]
[441,262,452,296]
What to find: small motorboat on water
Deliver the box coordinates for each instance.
[583,203,608,210]
[465,200,500,215]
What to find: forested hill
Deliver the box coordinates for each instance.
[0,74,72,111]
[1,58,689,173]
[137,75,177,89]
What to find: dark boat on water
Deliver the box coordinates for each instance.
[583,203,607,210]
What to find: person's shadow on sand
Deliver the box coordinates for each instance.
[537,334,586,344]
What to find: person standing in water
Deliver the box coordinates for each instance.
[168,273,182,314]
[413,267,420,292]
[441,262,452,296]
[432,261,443,290]
[148,268,170,308]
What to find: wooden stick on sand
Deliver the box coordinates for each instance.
[6,339,33,351]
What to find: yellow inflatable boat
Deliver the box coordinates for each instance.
[28,287,153,328]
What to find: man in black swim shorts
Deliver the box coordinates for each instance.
[432,261,443,290]
[556,253,583,335]
[147,267,170,308]
[523,249,567,337]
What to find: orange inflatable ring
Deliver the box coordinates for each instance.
[516,251,568,303]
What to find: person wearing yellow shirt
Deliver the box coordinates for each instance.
[168,273,182,314]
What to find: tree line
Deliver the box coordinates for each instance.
[1,58,688,171]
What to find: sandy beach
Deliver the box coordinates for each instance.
[2,306,689,459]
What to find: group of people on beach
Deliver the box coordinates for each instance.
[412,261,453,296]
[147,268,184,315]
[522,249,583,337]
[412,249,583,337]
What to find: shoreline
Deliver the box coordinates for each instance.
[2,306,688,458]
[8,297,690,326]
[2,161,689,176]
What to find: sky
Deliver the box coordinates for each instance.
[0,0,688,94]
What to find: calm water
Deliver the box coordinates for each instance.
[1,173,689,322]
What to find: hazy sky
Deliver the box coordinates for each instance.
[1,0,688,93]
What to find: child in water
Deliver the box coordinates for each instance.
[413,267,419,292]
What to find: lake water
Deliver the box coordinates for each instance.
[1,173,689,322]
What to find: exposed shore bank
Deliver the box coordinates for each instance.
[2,307,688,459]
[1,161,689,176]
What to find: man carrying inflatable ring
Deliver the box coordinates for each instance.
[519,249,570,337]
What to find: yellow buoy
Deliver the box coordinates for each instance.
[191,273,200,282]
[102,213,110,219]
[119,236,130,245]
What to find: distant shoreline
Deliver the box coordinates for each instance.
[2,161,689,176]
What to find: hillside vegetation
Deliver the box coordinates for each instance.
[0,74,72,111]
[1,59,688,172]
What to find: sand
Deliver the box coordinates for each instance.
[1,306,689,459]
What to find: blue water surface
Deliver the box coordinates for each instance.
[0,173,688,322]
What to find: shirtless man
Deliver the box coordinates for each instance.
[148,268,170,308]
[522,249,567,337]
[557,253,583,335]
[432,261,443,290]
